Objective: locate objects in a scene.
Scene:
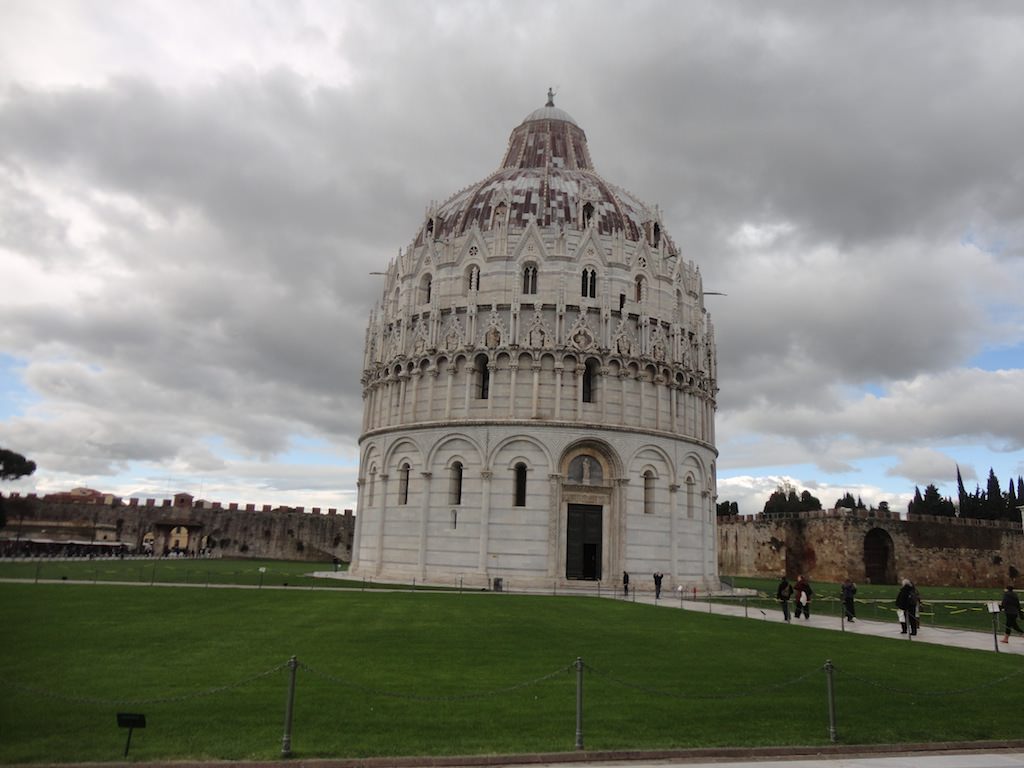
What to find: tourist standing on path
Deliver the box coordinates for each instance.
[653,571,664,599]
[794,575,813,619]
[896,578,920,635]
[623,571,629,597]
[776,576,793,622]
[1000,585,1023,643]
[841,579,857,622]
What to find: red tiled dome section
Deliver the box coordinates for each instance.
[414,104,677,256]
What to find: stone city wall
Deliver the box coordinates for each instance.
[718,508,1024,587]
[1,492,355,563]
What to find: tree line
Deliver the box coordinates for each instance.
[715,467,1024,521]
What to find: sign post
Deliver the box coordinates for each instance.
[117,713,146,757]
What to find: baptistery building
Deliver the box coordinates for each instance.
[350,94,719,591]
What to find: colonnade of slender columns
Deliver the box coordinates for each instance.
[361,356,715,445]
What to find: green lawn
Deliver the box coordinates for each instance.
[2,581,1022,763]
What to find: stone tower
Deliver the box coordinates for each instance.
[351,94,720,591]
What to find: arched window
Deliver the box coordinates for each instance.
[581,267,597,299]
[449,462,463,505]
[398,463,410,505]
[514,463,528,507]
[643,470,655,515]
[466,265,480,293]
[522,263,538,295]
[421,274,432,304]
[366,470,375,507]
[475,355,490,399]
[582,358,598,403]
[583,201,594,227]
[634,275,645,303]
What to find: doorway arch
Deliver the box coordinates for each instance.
[863,528,896,584]
[559,441,623,583]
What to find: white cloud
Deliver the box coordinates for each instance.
[1,1,1022,512]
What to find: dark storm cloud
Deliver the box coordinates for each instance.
[0,0,1022,502]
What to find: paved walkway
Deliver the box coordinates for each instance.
[626,591,1024,656]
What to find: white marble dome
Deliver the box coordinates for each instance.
[350,94,720,592]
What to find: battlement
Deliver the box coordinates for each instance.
[4,491,353,519]
[719,506,1022,531]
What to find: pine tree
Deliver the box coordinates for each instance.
[986,468,1004,519]
[908,486,924,516]
[835,492,857,510]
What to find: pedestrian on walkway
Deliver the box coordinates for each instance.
[841,578,857,622]
[622,571,629,597]
[653,571,664,599]
[776,575,793,622]
[1000,585,1022,643]
[794,575,813,619]
[896,578,920,635]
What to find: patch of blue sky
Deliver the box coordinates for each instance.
[960,228,1005,256]
[280,435,358,467]
[200,435,246,464]
[0,353,36,420]
[968,342,1024,371]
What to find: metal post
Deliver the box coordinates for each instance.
[281,656,298,757]
[992,611,1000,653]
[743,597,748,618]
[824,659,837,743]
[574,657,584,750]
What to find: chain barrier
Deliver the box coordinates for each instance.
[297,660,574,702]
[833,663,1024,697]
[1,661,289,707]
[581,661,823,700]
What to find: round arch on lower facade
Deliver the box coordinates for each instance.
[556,439,625,583]
[864,527,897,584]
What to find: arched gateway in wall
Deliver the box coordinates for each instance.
[863,527,897,584]
[350,95,721,591]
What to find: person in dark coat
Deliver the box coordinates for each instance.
[793,575,813,619]
[895,578,920,635]
[841,579,857,622]
[622,571,629,597]
[653,572,664,599]
[1000,585,1022,643]
[776,576,794,622]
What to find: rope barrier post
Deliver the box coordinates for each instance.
[281,656,298,758]
[744,597,748,618]
[823,659,837,743]
[990,604,1000,653]
[574,657,584,750]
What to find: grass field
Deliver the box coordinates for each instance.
[3,574,1023,764]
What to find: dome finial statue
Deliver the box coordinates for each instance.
[546,87,555,107]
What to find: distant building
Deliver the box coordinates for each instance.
[352,94,720,591]
[1,491,353,562]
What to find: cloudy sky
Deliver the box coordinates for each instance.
[1,1,1022,517]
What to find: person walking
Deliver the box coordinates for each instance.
[841,578,857,622]
[895,578,920,635]
[653,571,664,600]
[794,575,813,620]
[776,575,793,622]
[1000,585,1023,643]
[622,571,630,598]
